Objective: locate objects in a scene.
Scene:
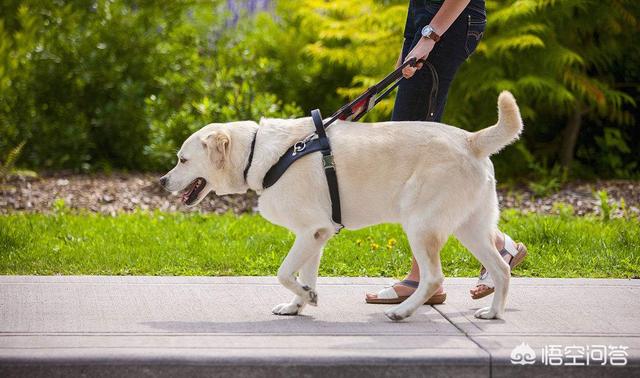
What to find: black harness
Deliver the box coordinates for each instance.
[244,58,424,233]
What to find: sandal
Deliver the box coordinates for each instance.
[471,233,527,300]
[365,279,447,305]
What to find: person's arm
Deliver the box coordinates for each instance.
[402,0,470,78]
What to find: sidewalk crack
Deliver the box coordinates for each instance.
[432,305,493,377]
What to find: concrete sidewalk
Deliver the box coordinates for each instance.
[0,276,638,377]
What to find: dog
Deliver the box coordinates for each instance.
[160,91,523,321]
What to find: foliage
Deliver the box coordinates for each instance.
[0,141,24,182]
[0,0,638,177]
[2,1,173,169]
[281,0,407,119]
[1,210,638,277]
[552,202,574,220]
[595,189,616,222]
[141,5,303,168]
[526,161,567,197]
[0,0,301,171]
[272,0,639,179]
[446,0,639,177]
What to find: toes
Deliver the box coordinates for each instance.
[384,310,406,322]
[473,307,486,318]
[474,306,498,319]
[271,303,284,314]
[272,302,300,316]
[384,306,409,322]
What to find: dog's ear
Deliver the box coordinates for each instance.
[202,130,230,169]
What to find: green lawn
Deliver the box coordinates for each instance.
[0,210,638,278]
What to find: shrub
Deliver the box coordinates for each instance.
[0,0,637,179]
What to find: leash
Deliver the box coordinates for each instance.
[260,57,425,233]
[324,57,425,127]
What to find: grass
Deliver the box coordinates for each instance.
[0,209,638,278]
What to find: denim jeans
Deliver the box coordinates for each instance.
[392,0,486,122]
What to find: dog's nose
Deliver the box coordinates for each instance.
[159,176,168,188]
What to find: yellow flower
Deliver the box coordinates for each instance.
[386,238,397,249]
[370,242,380,251]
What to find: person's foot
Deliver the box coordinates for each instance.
[470,232,528,299]
[365,280,446,304]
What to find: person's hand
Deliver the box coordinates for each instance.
[402,38,436,79]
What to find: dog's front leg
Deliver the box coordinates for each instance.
[272,229,329,316]
[385,227,446,321]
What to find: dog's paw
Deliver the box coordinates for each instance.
[384,306,410,322]
[302,285,318,307]
[474,306,500,319]
[272,302,300,316]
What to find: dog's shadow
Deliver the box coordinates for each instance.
[139,306,517,334]
[141,312,429,334]
[138,309,514,351]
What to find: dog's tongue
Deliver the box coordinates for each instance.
[181,184,194,203]
[180,178,204,205]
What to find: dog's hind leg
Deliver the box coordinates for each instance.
[272,228,331,316]
[454,210,510,319]
[385,224,446,321]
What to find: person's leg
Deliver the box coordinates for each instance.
[368,0,526,303]
[392,1,473,123]
[369,3,471,303]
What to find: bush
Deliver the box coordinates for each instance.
[2,1,170,169]
[0,0,638,178]
[0,0,301,171]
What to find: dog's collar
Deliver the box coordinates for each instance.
[243,130,258,184]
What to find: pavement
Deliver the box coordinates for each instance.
[0,276,638,377]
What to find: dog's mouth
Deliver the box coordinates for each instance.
[181,177,207,205]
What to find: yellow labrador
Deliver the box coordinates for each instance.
[160,91,523,321]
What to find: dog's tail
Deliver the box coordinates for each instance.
[468,91,523,158]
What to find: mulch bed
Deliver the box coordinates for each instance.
[1,173,638,219]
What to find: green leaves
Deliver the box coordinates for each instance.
[0,0,637,178]
[0,141,26,183]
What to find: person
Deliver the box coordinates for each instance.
[365,0,527,305]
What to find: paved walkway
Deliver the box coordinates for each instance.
[0,276,638,377]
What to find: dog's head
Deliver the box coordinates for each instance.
[159,121,257,206]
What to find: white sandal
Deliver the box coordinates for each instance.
[365,279,447,305]
[471,233,527,300]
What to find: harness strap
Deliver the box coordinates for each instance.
[311,109,343,229]
[262,138,329,189]
[261,111,343,231]
[243,130,258,183]
[259,60,428,230]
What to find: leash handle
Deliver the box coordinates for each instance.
[403,57,426,69]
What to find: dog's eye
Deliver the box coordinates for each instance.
[179,157,187,164]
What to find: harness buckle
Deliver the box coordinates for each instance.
[292,141,306,156]
[322,154,335,169]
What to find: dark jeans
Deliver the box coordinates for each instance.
[392,0,486,122]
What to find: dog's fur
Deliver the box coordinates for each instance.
[161,91,523,321]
